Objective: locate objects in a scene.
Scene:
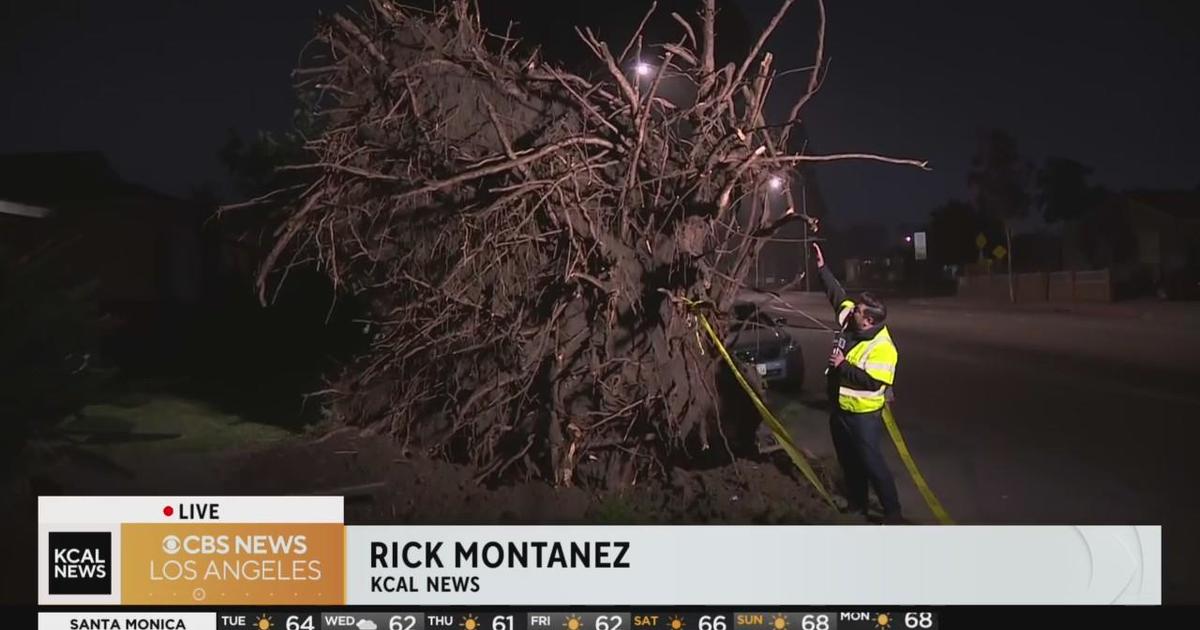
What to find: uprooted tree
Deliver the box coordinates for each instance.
[230,0,926,488]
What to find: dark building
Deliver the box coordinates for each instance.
[1062,190,1200,298]
[0,151,206,311]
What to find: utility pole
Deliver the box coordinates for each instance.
[801,179,811,292]
[803,220,811,292]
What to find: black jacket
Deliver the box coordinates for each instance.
[818,266,887,397]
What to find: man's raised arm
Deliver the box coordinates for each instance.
[812,243,849,311]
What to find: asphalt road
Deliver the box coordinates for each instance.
[752,292,1200,603]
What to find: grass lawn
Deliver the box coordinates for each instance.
[53,394,296,462]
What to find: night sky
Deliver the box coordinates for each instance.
[3,0,1197,229]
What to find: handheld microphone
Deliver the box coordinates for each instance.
[824,329,847,376]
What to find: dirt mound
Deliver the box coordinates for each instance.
[224,428,594,524]
[20,427,848,526]
[213,429,846,525]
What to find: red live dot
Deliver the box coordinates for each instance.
[163,506,174,517]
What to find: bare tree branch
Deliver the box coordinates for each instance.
[241,0,925,490]
[783,0,827,143]
[764,153,930,169]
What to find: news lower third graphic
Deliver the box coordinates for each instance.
[38,496,1162,606]
[342,525,1160,605]
[39,496,345,607]
[35,610,941,630]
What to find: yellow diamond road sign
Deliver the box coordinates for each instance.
[993,244,1008,259]
[975,233,987,249]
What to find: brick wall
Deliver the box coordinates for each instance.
[959,269,1113,303]
[1015,272,1048,302]
[1048,271,1074,301]
[1073,269,1113,302]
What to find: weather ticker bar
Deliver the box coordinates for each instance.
[37,610,938,630]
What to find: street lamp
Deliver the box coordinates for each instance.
[905,235,913,243]
[767,175,784,191]
[634,61,653,77]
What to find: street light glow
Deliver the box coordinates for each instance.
[635,61,653,77]
[768,175,784,190]
[905,235,913,243]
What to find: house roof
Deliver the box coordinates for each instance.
[0,151,179,210]
[1124,190,1200,222]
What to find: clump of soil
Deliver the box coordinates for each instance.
[19,427,848,526]
[209,429,846,525]
[608,455,848,524]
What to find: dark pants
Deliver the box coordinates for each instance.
[830,408,901,516]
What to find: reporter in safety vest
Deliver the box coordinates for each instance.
[812,242,904,524]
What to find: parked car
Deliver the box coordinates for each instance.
[725,302,805,391]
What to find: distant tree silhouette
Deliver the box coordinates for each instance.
[968,129,1032,302]
[1035,157,1103,223]
[927,199,986,267]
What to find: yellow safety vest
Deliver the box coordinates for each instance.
[836,300,898,413]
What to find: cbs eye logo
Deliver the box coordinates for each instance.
[48,532,112,595]
[159,534,228,555]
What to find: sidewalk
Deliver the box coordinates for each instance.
[903,296,1200,323]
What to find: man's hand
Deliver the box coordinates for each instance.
[812,243,825,269]
[829,347,845,368]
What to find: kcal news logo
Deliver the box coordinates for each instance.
[48,531,112,594]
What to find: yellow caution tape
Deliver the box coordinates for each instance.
[683,297,951,522]
[689,306,836,508]
[882,404,955,524]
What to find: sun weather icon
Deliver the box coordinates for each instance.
[668,617,685,630]
[873,613,891,630]
[462,616,480,630]
[771,615,788,630]
[564,616,584,630]
[255,614,274,630]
